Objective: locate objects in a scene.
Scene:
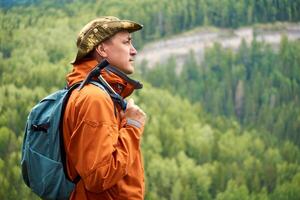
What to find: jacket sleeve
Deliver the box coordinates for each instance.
[66,88,144,193]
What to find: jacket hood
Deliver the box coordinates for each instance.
[66,59,142,98]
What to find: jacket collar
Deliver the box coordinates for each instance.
[66,59,142,98]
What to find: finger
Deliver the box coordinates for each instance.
[120,110,125,118]
[140,110,146,116]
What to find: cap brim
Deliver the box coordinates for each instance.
[70,49,86,64]
[119,20,143,33]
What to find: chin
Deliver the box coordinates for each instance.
[124,65,134,74]
[112,64,133,74]
[125,69,134,75]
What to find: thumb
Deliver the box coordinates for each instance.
[127,98,134,107]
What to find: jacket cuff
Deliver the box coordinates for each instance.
[126,118,143,129]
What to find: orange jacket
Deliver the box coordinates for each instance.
[63,59,145,200]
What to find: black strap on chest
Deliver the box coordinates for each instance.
[77,59,127,111]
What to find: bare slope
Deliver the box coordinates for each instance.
[136,23,300,68]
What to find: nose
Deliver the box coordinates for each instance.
[130,44,137,56]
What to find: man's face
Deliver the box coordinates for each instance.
[102,31,137,74]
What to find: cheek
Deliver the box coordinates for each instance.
[118,48,130,61]
[106,45,130,66]
[107,50,120,61]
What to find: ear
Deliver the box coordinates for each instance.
[95,43,108,58]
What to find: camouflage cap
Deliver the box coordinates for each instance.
[71,16,143,64]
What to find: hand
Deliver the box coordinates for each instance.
[122,98,146,126]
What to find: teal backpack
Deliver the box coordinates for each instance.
[21,82,81,200]
[21,60,128,199]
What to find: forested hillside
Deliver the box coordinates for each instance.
[142,37,300,147]
[1,0,300,199]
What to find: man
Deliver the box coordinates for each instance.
[63,16,146,200]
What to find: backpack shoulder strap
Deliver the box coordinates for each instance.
[90,80,107,93]
[60,79,123,184]
[60,82,81,184]
[59,81,107,184]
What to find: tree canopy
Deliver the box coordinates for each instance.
[0,0,300,199]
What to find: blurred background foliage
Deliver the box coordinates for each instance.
[0,0,300,199]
